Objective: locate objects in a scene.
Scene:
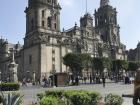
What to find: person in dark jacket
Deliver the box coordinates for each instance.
[102,76,106,88]
[133,69,140,105]
[133,87,140,105]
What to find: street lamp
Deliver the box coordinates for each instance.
[33,71,35,85]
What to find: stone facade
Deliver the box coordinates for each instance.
[0,0,127,82]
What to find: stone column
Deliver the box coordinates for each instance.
[9,63,18,83]
[32,71,36,85]
[8,49,18,83]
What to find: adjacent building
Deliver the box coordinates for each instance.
[128,42,140,61]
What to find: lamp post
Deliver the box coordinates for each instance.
[33,71,35,85]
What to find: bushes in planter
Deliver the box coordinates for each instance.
[38,90,124,105]
[66,90,101,105]
[37,90,101,105]
[104,93,123,105]
[37,90,64,100]
[0,83,20,91]
[41,96,59,105]
[65,90,91,105]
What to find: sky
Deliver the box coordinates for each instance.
[0,0,140,50]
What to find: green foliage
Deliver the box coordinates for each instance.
[81,53,92,68]
[37,93,45,100]
[112,60,128,72]
[64,90,90,105]
[102,57,112,71]
[93,58,104,74]
[38,90,124,105]
[104,93,123,105]
[63,53,83,76]
[128,61,140,71]
[0,83,20,91]
[41,96,59,105]
[88,92,102,105]
[45,90,64,98]
[121,60,128,70]
[65,90,101,105]
[0,92,23,105]
[38,90,101,105]
[92,57,112,74]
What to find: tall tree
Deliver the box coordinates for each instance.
[128,61,140,71]
[92,58,104,75]
[102,57,112,71]
[112,60,128,72]
[92,57,112,76]
[81,53,92,70]
[63,53,83,76]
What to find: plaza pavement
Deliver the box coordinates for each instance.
[19,82,134,105]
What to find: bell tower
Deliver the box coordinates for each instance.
[25,0,61,34]
[95,0,120,46]
[24,0,61,48]
[80,13,93,38]
[22,0,62,82]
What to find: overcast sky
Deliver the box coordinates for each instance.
[0,0,140,50]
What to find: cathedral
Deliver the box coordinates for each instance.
[0,0,127,82]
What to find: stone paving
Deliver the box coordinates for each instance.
[19,82,134,105]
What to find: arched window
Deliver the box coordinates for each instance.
[42,10,45,18]
[42,20,45,27]
[54,23,57,29]
[47,17,51,28]
[54,14,57,20]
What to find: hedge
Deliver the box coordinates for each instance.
[41,96,59,105]
[105,93,123,105]
[0,83,20,91]
[37,90,101,105]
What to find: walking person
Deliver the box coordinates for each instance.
[75,76,79,86]
[133,69,140,105]
[84,77,87,84]
[102,76,106,88]
[90,75,92,84]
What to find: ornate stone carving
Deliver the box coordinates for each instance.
[57,38,62,44]
[37,34,50,44]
